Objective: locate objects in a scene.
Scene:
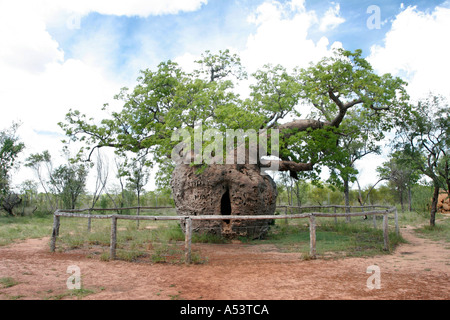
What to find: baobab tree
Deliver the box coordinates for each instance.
[59,48,408,238]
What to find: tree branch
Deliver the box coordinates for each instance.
[278,119,329,136]
[260,160,313,173]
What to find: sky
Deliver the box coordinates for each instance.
[1,0,450,193]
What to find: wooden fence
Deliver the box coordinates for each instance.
[50,205,398,263]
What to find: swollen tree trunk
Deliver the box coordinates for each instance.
[430,183,440,227]
[172,162,277,239]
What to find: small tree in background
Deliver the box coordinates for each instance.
[25,150,57,212]
[124,152,150,227]
[50,162,89,209]
[0,123,25,215]
[26,150,89,210]
[377,151,420,212]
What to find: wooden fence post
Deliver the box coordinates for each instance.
[87,209,92,232]
[383,212,389,251]
[136,207,140,229]
[50,214,60,252]
[110,216,117,260]
[309,214,316,259]
[334,206,337,224]
[185,217,192,264]
[284,206,288,225]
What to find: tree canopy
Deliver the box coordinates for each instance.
[59,48,409,186]
[393,94,449,225]
[0,123,25,196]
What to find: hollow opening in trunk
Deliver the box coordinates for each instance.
[221,189,232,224]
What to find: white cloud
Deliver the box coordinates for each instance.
[368,5,450,101]
[1,0,210,191]
[241,0,342,74]
[0,1,126,190]
[0,1,63,74]
[319,3,345,32]
[38,0,208,18]
[174,52,201,74]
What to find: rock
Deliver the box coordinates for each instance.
[171,163,277,239]
[437,191,450,214]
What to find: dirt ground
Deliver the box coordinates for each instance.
[0,222,449,301]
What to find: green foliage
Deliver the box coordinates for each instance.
[25,151,89,210]
[0,123,25,214]
[394,94,449,188]
[393,94,449,223]
[0,123,25,192]
[59,48,408,187]
[411,184,434,214]
[51,163,89,209]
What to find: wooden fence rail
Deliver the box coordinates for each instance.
[50,205,398,263]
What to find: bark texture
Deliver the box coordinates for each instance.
[171,163,277,239]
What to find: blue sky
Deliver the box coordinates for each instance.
[1,0,449,191]
[45,0,447,79]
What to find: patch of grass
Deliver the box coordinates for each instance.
[5,208,412,263]
[116,248,146,262]
[251,219,406,258]
[168,293,184,300]
[100,252,110,261]
[300,252,314,260]
[395,209,429,227]
[47,288,95,300]
[192,232,229,244]
[0,215,53,246]
[150,241,184,263]
[150,223,185,242]
[0,277,19,288]
[414,217,450,242]
[190,251,209,264]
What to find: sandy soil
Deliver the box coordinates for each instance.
[0,222,448,300]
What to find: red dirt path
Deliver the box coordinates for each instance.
[0,224,448,300]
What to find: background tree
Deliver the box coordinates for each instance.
[0,123,25,215]
[394,94,449,226]
[0,194,22,216]
[26,150,89,210]
[293,179,310,207]
[124,152,150,227]
[50,162,89,209]
[25,150,57,212]
[308,184,329,206]
[87,150,109,230]
[377,151,420,212]
[18,180,39,215]
[326,109,383,217]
